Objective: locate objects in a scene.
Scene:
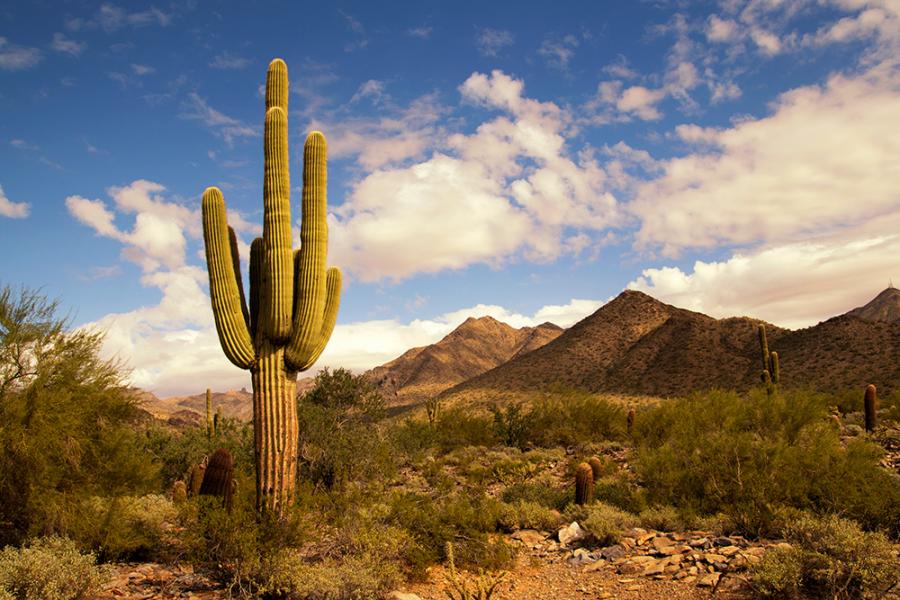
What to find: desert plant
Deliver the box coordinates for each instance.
[200,58,342,515]
[864,384,877,433]
[0,536,105,600]
[574,462,594,505]
[627,408,635,435]
[171,481,187,504]
[588,456,605,481]
[206,388,213,438]
[758,324,779,396]
[199,448,235,511]
[187,458,207,497]
[443,542,507,600]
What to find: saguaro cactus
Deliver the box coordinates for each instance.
[588,456,605,482]
[864,384,877,433]
[206,388,213,438]
[201,58,342,515]
[575,462,594,505]
[758,324,779,396]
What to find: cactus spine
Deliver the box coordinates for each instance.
[201,58,342,515]
[864,384,877,433]
[758,324,779,396]
[575,462,594,505]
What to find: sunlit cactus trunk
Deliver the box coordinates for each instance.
[200,58,342,516]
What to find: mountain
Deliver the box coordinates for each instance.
[138,388,254,422]
[445,289,900,399]
[845,286,900,322]
[367,316,563,404]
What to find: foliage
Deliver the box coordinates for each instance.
[443,541,507,600]
[263,551,401,600]
[751,512,900,599]
[0,285,158,546]
[569,502,637,546]
[521,387,625,447]
[632,388,900,537]
[0,536,105,600]
[298,367,394,489]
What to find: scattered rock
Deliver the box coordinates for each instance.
[558,521,586,546]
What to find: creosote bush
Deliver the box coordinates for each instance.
[0,536,105,600]
[632,388,900,537]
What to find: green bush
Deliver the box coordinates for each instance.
[495,501,562,532]
[0,536,105,600]
[263,551,401,600]
[570,502,637,547]
[66,494,177,561]
[752,512,900,599]
[501,478,570,511]
[633,388,900,537]
[637,505,685,532]
[524,387,626,447]
[0,286,159,546]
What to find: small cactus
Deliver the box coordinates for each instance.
[574,462,594,505]
[206,388,213,438]
[864,384,877,433]
[758,324,779,396]
[171,480,187,504]
[188,456,208,497]
[626,409,635,435]
[588,456,605,481]
[200,448,235,512]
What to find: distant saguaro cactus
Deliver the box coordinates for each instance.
[171,480,187,504]
[201,58,342,515]
[588,456,605,482]
[575,462,594,505]
[626,409,635,435]
[758,324,779,396]
[200,448,235,511]
[864,384,877,433]
[206,388,213,438]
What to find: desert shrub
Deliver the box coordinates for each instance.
[495,501,562,532]
[569,502,638,546]
[501,478,570,511]
[633,388,900,537]
[433,407,498,451]
[491,402,533,449]
[387,491,516,577]
[638,505,685,532]
[524,387,626,447]
[263,551,401,600]
[0,536,105,600]
[297,368,395,489]
[593,473,647,514]
[68,494,177,561]
[752,512,899,599]
[0,286,159,546]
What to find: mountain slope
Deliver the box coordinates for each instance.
[446,289,900,399]
[846,286,900,322]
[367,316,563,404]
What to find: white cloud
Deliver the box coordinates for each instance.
[631,63,900,256]
[476,28,514,56]
[538,35,578,70]
[51,32,86,56]
[0,184,29,218]
[97,4,171,31]
[628,232,900,329]
[180,93,258,145]
[350,79,386,104]
[706,15,740,42]
[131,63,154,76]
[0,37,41,70]
[407,26,432,39]
[328,70,621,282]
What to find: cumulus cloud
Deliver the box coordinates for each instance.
[328,70,621,282]
[0,184,29,218]
[0,37,41,70]
[209,52,250,70]
[180,93,258,145]
[538,35,579,70]
[631,64,900,256]
[628,231,900,329]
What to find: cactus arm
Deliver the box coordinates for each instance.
[201,187,255,369]
[758,324,769,372]
[249,237,263,342]
[289,266,341,371]
[228,226,250,330]
[261,59,293,342]
[769,351,780,385]
[286,131,331,364]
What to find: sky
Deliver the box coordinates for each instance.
[1,0,898,396]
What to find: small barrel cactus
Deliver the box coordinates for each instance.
[588,456,605,482]
[864,384,877,433]
[575,462,594,506]
[171,480,187,504]
[200,448,235,510]
[188,457,208,497]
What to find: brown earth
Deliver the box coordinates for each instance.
[846,285,900,322]
[366,316,562,407]
[445,289,900,400]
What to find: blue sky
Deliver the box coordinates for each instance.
[2,1,898,395]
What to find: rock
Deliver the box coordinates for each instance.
[643,560,668,576]
[713,536,734,547]
[704,552,727,564]
[583,560,606,573]
[697,572,721,587]
[558,521,586,546]
[512,529,546,545]
[652,536,674,552]
[720,545,741,557]
[689,537,708,547]
[617,562,644,575]
[637,532,656,545]
[600,544,627,560]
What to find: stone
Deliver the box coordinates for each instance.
[689,537,708,547]
[600,544,626,560]
[704,552,727,564]
[558,521,586,546]
[389,593,424,600]
[637,532,656,545]
[697,573,721,587]
[512,529,546,546]
[652,536,674,552]
[643,560,668,576]
[617,562,644,575]
[720,545,741,557]
[583,560,606,573]
[714,537,735,547]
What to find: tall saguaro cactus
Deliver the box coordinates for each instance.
[201,58,342,515]
[758,324,779,396]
